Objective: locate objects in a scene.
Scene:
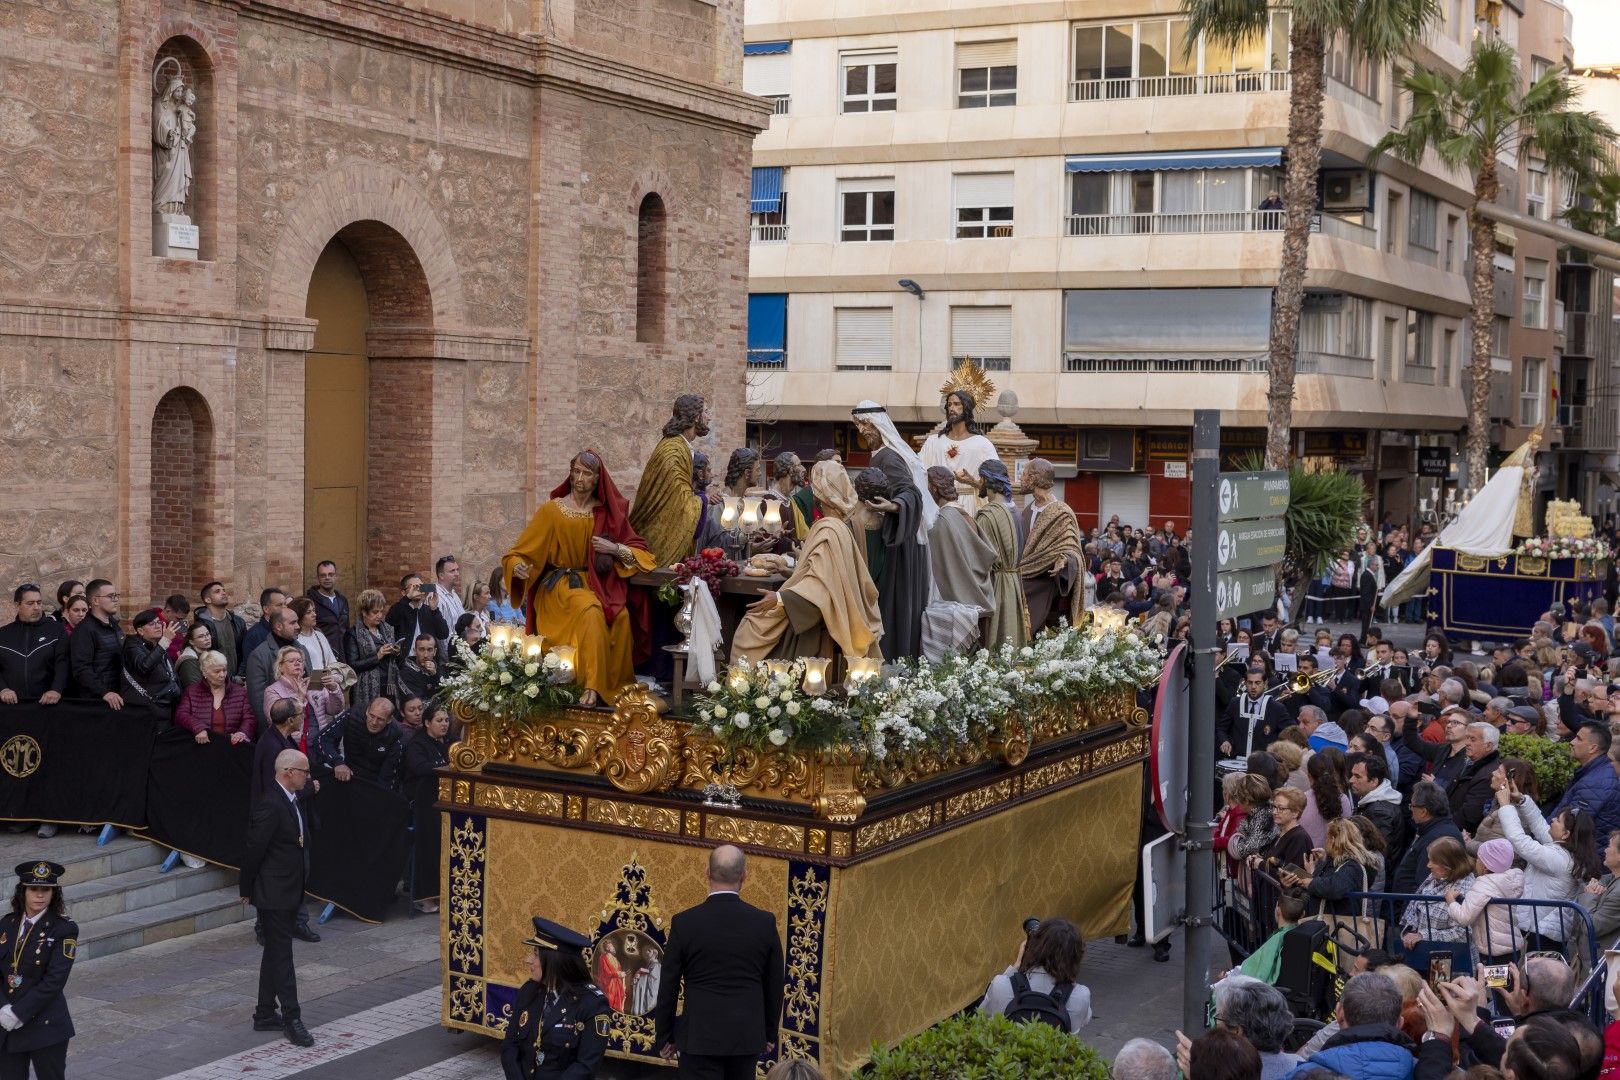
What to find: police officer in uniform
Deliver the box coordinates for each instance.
[501,917,610,1080]
[0,861,76,1080]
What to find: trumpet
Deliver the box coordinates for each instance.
[1357,662,1383,680]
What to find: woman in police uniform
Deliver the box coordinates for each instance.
[0,860,76,1080]
[501,917,610,1080]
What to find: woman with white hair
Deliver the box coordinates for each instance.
[1211,976,1299,1080]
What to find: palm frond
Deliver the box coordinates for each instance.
[1180,0,1272,51]
[1345,0,1442,63]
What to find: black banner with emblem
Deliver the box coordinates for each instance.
[0,703,154,827]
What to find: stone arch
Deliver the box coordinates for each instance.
[150,387,216,597]
[267,162,464,328]
[152,34,216,258]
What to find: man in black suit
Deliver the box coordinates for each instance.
[240,748,316,1048]
[654,845,784,1080]
[1254,611,1287,657]
[1217,667,1288,759]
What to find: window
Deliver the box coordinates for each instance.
[1445,213,1460,272]
[954,173,1014,238]
[750,167,787,243]
[1299,294,1372,358]
[1408,191,1438,252]
[839,178,894,242]
[957,41,1017,107]
[1441,328,1456,386]
[1531,57,1555,85]
[1070,16,1283,99]
[635,193,666,344]
[1384,190,1402,255]
[747,294,788,367]
[842,52,896,113]
[1066,164,1280,233]
[1382,316,1401,381]
[1491,316,1511,359]
[1520,357,1544,425]
[834,308,892,370]
[1527,160,1548,220]
[1523,259,1548,328]
[1406,310,1434,369]
[951,307,1012,371]
[744,45,791,113]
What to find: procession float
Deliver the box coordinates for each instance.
[1382,427,1611,642]
[436,373,1160,1078]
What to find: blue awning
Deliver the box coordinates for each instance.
[1065,147,1283,173]
[744,41,791,55]
[750,167,784,214]
[748,294,787,365]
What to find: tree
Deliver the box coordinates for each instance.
[1184,0,1440,470]
[1374,40,1615,488]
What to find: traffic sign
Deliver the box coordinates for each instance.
[1215,520,1288,572]
[1217,471,1290,523]
[1215,566,1277,620]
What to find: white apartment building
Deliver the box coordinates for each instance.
[742,0,1499,528]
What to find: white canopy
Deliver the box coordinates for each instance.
[1379,463,1525,609]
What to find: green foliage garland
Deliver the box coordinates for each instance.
[865,1013,1113,1080]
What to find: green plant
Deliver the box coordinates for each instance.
[865,1012,1112,1080]
[1239,452,1367,616]
[1499,733,1577,804]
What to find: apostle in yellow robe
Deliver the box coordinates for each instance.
[503,451,658,706]
[731,460,883,664]
[628,394,707,567]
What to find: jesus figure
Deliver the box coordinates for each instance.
[918,390,1001,516]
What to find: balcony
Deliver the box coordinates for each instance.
[1062,355,1267,374]
[1403,363,1437,385]
[750,224,789,244]
[765,95,790,115]
[1405,243,1440,269]
[1296,351,1375,378]
[747,349,786,370]
[1069,70,1289,102]
[1064,209,1283,236]
[1313,213,1378,249]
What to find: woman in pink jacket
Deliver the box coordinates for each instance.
[262,645,345,744]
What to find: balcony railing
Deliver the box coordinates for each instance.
[1065,209,1283,236]
[1069,70,1289,102]
[1403,363,1437,385]
[1062,355,1268,374]
[746,349,786,369]
[1312,213,1379,248]
[750,224,789,244]
[1297,351,1375,378]
[766,95,790,115]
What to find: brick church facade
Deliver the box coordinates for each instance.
[0,0,762,612]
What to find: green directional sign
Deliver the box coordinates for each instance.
[1215,566,1278,621]
[1217,471,1290,523]
[1216,520,1288,572]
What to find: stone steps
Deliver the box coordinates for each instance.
[0,829,251,962]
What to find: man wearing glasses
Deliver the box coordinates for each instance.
[1394,702,1472,790]
[240,749,316,1048]
[68,579,124,709]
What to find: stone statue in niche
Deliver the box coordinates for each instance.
[151,57,199,259]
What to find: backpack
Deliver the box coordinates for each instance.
[1002,970,1073,1032]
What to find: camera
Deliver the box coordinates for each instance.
[1022,917,1042,937]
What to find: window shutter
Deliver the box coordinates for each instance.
[951,307,1012,359]
[744,53,791,97]
[957,40,1017,68]
[835,308,893,367]
[954,173,1013,209]
[838,176,895,194]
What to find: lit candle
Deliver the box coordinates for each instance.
[1419,498,1430,513]
[765,660,791,680]
[741,498,762,528]
[525,635,544,658]
[720,496,741,530]
[726,664,750,694]
[844,657,880,687]
[763,500,783,534]
[550,644,576,678]
[802,658,830,696]
[489,624,511,651]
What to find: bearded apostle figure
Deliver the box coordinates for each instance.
[918,390,1001,516]
[730,460,882,664]
[503,451,658,706]
[974,459,1028,650]
[1016,458,1084,633]
[628,395,707,567]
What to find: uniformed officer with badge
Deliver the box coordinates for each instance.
[0,861,76,1080]
[501,917,610,1080]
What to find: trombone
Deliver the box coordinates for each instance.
[1268,670,1336,699]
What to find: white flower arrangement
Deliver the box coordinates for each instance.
[440,634,578,719]
[1514,536,1611,561]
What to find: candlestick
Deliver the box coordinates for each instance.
[720,496,740,530]
[726,665,750,694]
[802,658,830,697]
[741,498,762,529]
[550,644,577,679]
[525,635,545,658]
[763,500,783,534]
[844,657,880,688]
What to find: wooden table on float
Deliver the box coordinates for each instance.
[436,686,1149,1078]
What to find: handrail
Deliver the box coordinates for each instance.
[1065,209,1283,237]
[1069,70,1290,102]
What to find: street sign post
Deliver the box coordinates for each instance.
[1215,520,1288,573]
[1215,566,1278,620]
[1216,471,1290,523]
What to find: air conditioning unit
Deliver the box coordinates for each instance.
[1322,170,1370,211]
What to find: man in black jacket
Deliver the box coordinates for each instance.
[654,845,784,1080]
[306,562,350,660]
[1391,782,1462,894]
[1446,722,1502,836]
[0,585,66,705]
[245,609,310,731]
[1347,752,1406,864]
[315,699,404,791]
[240,748,315,1048]
[69,579,123,708]
[385,575,447,655]
[194,581,248,678]
[1394,702,1471,790]
[1217,669,1288,759]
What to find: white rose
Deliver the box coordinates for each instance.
[768,728,789,746]
[707,681,722,693]
[785,701,801,716]
[713,705,728,719]
[767,706,781,718]
[542,653,561,669]
[499,672,514,685]
[735,712,751,728]
[780,690,793,703]
[712,724,724,735]
[523,683,540,698]
[754,696,771,710]
[524,662,539,677]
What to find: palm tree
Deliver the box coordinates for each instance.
[1375,40,1615,488]
[1183,0,1439,470]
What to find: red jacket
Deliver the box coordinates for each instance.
[173,680,256,740]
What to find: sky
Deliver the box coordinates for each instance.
[1567,0,1620,66]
